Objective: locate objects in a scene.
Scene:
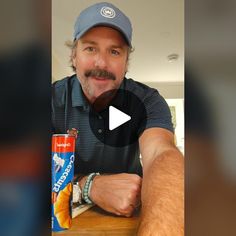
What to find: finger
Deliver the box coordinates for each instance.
[124,205,135,217]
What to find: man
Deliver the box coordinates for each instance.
[52,2,183,235]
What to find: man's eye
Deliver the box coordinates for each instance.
[85,47,95,52]
[111,49,120,55]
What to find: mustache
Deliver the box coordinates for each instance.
[84,69,116,80]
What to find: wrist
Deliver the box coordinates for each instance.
[82,173,100,204]
[88,174,101,203]
[73,174,85,204]
[79,176,87,190]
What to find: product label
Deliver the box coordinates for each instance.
[51,135,75,232]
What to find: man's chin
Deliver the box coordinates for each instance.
[93,91,109,99]
[94,85,113,94]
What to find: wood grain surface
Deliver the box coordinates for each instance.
[52,206,140,236]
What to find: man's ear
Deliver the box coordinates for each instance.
[125,61,129,74]
[72,50,76,67]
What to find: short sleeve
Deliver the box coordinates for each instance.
[137,89,174,136]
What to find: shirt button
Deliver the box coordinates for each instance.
[98,129,103,134]
[98,115,102,119]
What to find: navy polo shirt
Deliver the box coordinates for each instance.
[52,75,173,176]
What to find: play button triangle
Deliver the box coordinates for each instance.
[109,106,131,131]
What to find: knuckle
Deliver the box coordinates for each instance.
[119,206,134,217]
[124,211,133,217]
[132,174,142,184]
[130,182,141,194]
[119,203,129,213]
[127,191,136,201]
[118,201,132,214]
[132,184,140,192]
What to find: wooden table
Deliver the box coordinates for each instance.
[52,206,140,236]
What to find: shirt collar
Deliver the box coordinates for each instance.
[71,75,89,108]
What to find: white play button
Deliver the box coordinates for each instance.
[109,106,131,131]
[89,89,147,147]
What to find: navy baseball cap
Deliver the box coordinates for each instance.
[73,2,132,46]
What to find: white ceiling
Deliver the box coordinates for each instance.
[52,0,184,83]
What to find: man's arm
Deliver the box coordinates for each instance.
[138,127,184,235]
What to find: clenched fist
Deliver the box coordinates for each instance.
[88,173,142,217]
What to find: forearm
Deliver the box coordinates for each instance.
[138,148,184,235]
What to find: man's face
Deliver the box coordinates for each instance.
[72,26,129,103]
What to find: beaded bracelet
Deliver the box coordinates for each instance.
[82,172,100,204]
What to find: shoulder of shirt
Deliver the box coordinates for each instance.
[124,78,160,98]
[52,74,76,107]
[52,74,76,89]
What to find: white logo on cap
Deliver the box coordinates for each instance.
[100,6,116,18]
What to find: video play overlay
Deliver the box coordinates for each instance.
[89,89,147,147]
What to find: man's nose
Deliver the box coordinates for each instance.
[94,53,108,69]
